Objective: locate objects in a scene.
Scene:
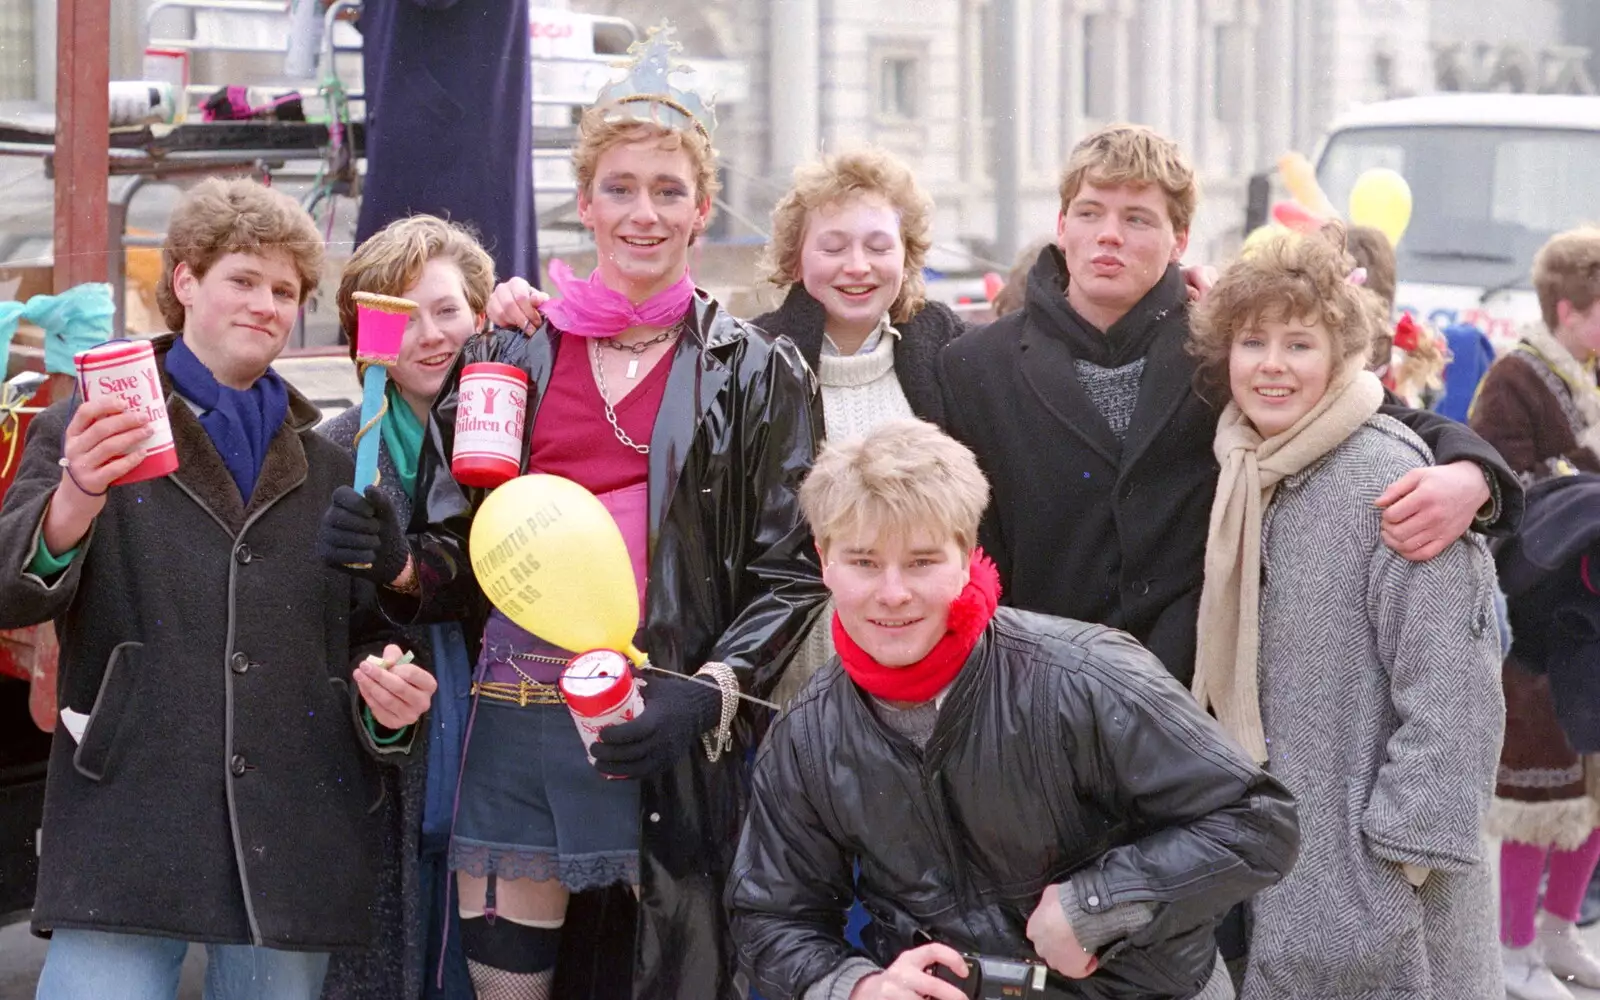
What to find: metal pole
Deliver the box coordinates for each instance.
[990,0,1019,264]
[53,0,111,293]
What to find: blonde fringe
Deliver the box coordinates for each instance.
[1488,796,1600,851]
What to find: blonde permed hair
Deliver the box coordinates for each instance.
[1533,225,1600,332]
[801,419,990,556]
[1188,224,1377,401]
[763,148,934,323]
[1058,124,1198,235]
[572,110,719,214]
[337,215,495,364]
[156,177,324,332]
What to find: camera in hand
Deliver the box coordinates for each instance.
[932,953,1051,998]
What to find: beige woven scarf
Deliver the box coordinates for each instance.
[1192,366,1385,762]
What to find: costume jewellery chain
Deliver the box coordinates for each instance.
[592,326,681,454]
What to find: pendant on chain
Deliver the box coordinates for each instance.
[626,358,640,380]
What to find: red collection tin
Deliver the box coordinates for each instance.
[74,339,179,486]
[559,649,645,767]
[452,362,528,488]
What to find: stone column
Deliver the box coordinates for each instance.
[767,0,820,181]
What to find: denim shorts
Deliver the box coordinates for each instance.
[448,698,640,891]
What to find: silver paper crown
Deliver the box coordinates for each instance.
[593,22,717,139]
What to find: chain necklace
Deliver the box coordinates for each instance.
[605,322,682,379]
[591,336,653,454]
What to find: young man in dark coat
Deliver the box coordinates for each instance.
[0,179,436,1000]
[938,124,1522,686]
[728,419,1298,1000]
[355,0,537,283]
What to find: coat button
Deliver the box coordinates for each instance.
[234,544,252,565]
[1087,894,1101,907]
[1131,580,1149,597]
[230,652,249,674]
[230,754,247,777]
[649,812,661,823]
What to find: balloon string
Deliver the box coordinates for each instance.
[635,661,780,711]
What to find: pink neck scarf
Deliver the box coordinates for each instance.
[540,258,695,338]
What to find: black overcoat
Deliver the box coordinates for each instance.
[0,334,398,950]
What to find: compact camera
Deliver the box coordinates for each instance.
[931,952,1052,998]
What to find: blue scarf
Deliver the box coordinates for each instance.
[164,336,289,501]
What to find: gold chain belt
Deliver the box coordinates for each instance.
[472,680,567,707]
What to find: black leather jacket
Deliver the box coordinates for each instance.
[394,291,829,999]
[728,609,1300,999]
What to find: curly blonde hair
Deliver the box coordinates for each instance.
[1188,224,1376,400]
[762,148,934,323]
[571,110,719,222]
[156,177,323,332]
[336,215,495,364]
[1533,225,1600,332]
[1058,124,1198,235]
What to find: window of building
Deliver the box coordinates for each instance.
[878,55,920,120]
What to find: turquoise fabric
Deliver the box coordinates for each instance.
[0,284,115,375]
[378,382,422,499]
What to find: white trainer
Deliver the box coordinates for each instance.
[1504,942,1577,1000]
[1538,912,1600,989]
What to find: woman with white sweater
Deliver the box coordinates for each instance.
[749,148,964,701]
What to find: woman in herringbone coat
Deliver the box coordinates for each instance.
[1470,226,1600,1000]
[1189,229,1504,1000]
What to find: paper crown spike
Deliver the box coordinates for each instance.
[352,291,418,366]
[593,22,717,139]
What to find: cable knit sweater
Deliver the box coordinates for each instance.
[773,329,915,707]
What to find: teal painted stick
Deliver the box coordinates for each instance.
[353,364,385,491]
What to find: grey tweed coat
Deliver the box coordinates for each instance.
[1239,416,1505,1000]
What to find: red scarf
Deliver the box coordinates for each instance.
[832,551,1002,702]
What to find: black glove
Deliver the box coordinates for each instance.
[590,675,723,779]
[318,485,410,585]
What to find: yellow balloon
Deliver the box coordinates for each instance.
[1348,168,1413,247]
[1241,223,1282,257]
[469,474,645,664]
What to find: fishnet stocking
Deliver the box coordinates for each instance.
[466,960,553,1000]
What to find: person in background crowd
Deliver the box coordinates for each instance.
[727,419,1298,1000]
[0,177,435,1000]
[1470,226,1600,1000]
[938,123,1521,690]
[320,214,493,1000]
[1344,224,1449,409]
[747,147,962,704]
[355,0,538,285]
[1189,226,1503,999]
[316,27,826,1000]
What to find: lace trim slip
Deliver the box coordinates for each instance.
[449,838,639,891]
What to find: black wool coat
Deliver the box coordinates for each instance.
[939,247,1522,684]
[750,284,961,426]
[0,334,400,950]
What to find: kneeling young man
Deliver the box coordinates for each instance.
[728,420,1299,1000]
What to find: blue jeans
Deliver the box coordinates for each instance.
[36,929,329,1000]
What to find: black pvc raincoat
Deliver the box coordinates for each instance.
[390,290,828,999]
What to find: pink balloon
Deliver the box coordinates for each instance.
[1271,200,1323,233]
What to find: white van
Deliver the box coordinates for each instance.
[1312,93,1600,352]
